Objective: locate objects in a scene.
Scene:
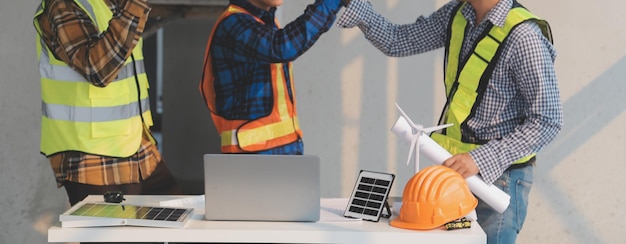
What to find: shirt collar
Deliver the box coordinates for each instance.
[230,0,277,24]
[461,0,513,27]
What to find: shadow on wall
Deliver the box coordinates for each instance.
[532,56,626,242]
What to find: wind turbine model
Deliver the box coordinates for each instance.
[394,103,452,174]
[391,102,511,213]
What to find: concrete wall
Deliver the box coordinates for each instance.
[0,0,71,243]
[1,0,624,243]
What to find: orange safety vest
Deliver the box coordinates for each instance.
[199,5,303,153]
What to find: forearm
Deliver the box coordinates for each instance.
[337,0,448,57]
[225,0,343,63]
[470,116,559,181]
[269,0,344,61]
[472,83,563,185]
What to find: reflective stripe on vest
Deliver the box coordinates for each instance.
[35,0,152,157]
[432,2,552,164]
[199,5,302,153]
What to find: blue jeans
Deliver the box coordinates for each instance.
[476,163,534,244]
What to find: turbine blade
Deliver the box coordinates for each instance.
[406,135,418,166]
[395,103,418,129]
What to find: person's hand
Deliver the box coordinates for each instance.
[442,153,479,178]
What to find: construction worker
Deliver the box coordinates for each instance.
[200,0,349,155]
[337,0,563,242]
[34,0,183,207]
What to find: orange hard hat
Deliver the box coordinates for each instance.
[390,165,478,230]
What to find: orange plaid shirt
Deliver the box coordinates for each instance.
[37,0,160,187]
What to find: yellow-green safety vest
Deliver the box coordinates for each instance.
[34,0,153,157]
[431,2,552,164]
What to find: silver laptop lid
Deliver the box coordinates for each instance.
[203,154,320,222]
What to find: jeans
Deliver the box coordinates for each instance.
[476,163,534,244]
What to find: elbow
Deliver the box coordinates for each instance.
[374,47,400,57]
[543,115,563,140]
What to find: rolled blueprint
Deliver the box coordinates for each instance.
[391,116,510,213]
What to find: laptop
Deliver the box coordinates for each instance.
[203,154,321,222]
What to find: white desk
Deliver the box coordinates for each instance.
[48,195,486,243]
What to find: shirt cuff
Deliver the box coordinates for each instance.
[336,0,372,28]
[117,0,151,32]
[119,0,151,15]
[469,146,504,185]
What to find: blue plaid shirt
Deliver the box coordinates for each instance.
[338,0,563,184]
[209,0,343,155]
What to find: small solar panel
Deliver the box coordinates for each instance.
[343,170,395,222]
[59,202,194,228]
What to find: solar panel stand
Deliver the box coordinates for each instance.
[381,200,392,218]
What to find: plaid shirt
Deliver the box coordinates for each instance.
[338,0,563,184]
[209,0,343,155]
[36,0,149,87]
[36,0,160,186]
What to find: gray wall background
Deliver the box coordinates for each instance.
[2,0,625,243]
